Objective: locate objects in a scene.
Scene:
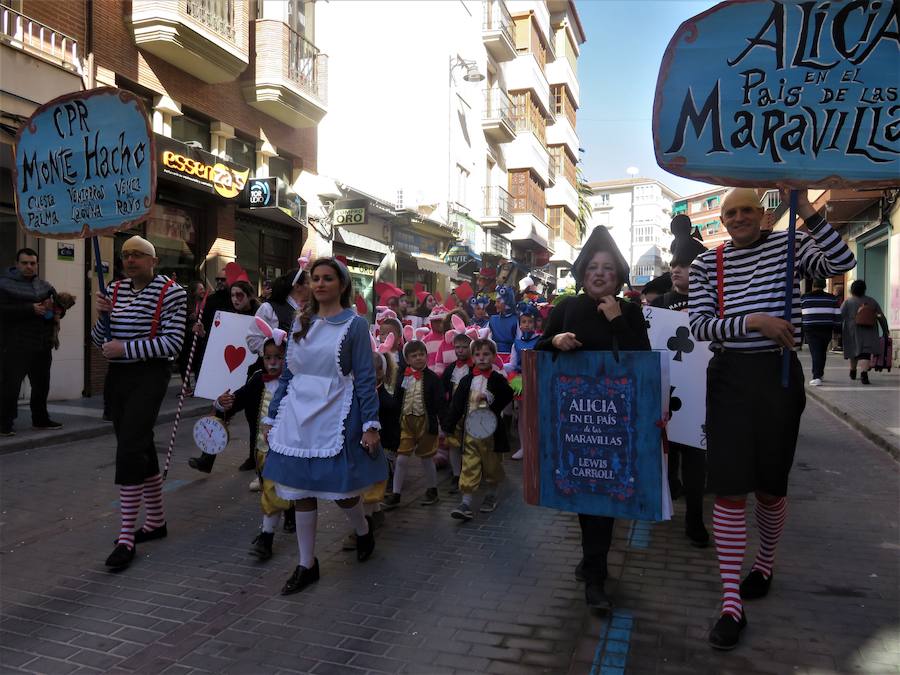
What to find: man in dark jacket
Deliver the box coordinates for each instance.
[0,248,63,435]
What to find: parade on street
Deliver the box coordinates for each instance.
[1,0,899,673]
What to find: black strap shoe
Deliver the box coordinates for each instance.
[281,559,320,595]
[709,612,747,650]
[134,523,167,544]
[188,453,215,473]
[249,532,274,560]
[238,456,257,472]
[740,570,772,599]
[585,580,612,611]
[105,543,136,569]
[356,517,375,562]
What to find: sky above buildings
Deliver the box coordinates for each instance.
[577,0,718,197]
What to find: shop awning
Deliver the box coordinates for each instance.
[335,227,389,255]
[415,255,454,277]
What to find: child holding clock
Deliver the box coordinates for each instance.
[442,338,514,520]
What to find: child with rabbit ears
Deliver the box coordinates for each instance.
[440,313,481,493]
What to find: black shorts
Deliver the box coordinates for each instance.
[854,353,871,361]
[106,360,171,485]
[705,350,806,497]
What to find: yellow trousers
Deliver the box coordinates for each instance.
[256,451,292,516]
[397,415,437,458]
[458,435,504,494]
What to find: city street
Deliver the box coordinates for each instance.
[1,392,897,674]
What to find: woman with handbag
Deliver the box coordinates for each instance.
[841,279,890,385]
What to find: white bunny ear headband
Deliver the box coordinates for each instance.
[375,306,397,324]
[292,250,312,286]
[255,316,287,346]
[369,331,396,354]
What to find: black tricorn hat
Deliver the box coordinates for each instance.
[641,272,672,296]
[670,214,706,267]
[572,226,630,292]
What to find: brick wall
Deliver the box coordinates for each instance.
[24,0,317,169]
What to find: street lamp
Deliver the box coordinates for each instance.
[447,55,485,251]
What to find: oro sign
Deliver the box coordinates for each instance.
[333,198,367,225]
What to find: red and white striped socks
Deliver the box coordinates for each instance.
[751,496,786,579]
[141,473,165,532]
[713,497,746,619]
[118,485,142,549]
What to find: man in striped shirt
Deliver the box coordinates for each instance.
[689,188,855,650]
[801,279,841,386]
[92,236,187,570]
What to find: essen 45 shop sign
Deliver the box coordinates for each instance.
[156,135,249,199]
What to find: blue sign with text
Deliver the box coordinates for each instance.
[654,1,900,189]
[14,87,155,238]
[522,350,665,521]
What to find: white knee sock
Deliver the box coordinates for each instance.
[421,456,438,488]
[449,447,462,477]
[294,510,317,568]
[462,493,473,506]
[261,513,280,534]
[363,502,379,517]
[393,454,409,494]
[341,501,370,536]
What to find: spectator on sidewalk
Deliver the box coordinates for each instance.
[177,280,207,393]
[0,248,64,436]
[840,279,890,386]
[801,279,841,386]
[689,188,855,650]
[93,236,187,570]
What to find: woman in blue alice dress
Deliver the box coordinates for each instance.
[262,257,387,595]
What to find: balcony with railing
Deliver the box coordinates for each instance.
[482,0,516,62]
[481,185,515,234]
[482,89,515,144]
[243,20,327,127]
[1,6,81,73]
[130,0,249,83]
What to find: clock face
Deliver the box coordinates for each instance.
[193,416,229,455]
[466,408,497,440]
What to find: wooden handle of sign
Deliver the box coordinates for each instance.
[781,190,798,389]
[92,236,111,341]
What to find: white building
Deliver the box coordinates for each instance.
[315,0,586,291]
[586,178,681,286]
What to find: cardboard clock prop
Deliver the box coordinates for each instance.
[192,416,230,455]
[520,350,671,522]
[466,407,498,439]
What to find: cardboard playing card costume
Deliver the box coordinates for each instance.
[642,306,712,449]
[194,311,260,400]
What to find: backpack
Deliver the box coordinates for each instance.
[855,301,877,327]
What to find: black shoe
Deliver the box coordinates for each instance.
[134,523,167,544]
[105,543,135,569]
[370,510,385,531]
[685,521,710,548]
[188,453,215,473]
[381,493,401,510]
[356,517,375,562]
[0,427,14,437]
[585,581,612,610]
[33,419,62,430]
[574,559,586,582]
[709,612,747,650]
[860,371,870,385]
[238,457,256,472]
[740,570,772,599]
[250,532,274,560]
[850,369,857,380]
[420,487,439,505]
[283,509,296,533]
[281,559,319,595]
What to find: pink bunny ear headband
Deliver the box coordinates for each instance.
[375,306,398,324]
[292,251,312,286]
[444,314,475,344]
[369,331,396,354]
[255,316,287,347]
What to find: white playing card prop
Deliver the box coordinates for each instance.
[194,311,259,400]
[643,306,712,449]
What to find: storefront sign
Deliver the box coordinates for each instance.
[156,135,249,199]
[394,229,439,256]
[13,87,154,238]
[333,199,368,225]
[654,1,900,188]
[247,177,275,207]
[444,244,482,267]
[521,350,669,521]
[56,242,75,261]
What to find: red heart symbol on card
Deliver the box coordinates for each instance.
[214,319,221,327]
[224,345,246,372]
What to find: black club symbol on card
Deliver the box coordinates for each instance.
[669,385,682,416]
[667,326,695,362]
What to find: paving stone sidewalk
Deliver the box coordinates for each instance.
[0,391,897,674]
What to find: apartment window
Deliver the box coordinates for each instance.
[171,114,210,151]
[511,90,547,146]
[456,165,470,209]
[508,169,546,222]
[226,137,255,171]
[704,195,720,209]
[513,14,547,69]
[185,0,235,40]
[268,155,294,185]
[552,85,577,129]
[599,193,610,206]
[287,0,306,36]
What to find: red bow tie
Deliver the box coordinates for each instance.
[456,359,473,368]
[262,371,281,382]
[405,367,423,380]
[473,367,493,377]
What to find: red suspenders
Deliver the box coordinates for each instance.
[109,278,176,339]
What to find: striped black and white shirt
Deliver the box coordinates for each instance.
[91,275,187,362]
[689,214,855,352]
[801,290,841,329]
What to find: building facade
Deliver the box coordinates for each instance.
[586,178,678,287]
[315,0,585,296]
[1,0,326,399]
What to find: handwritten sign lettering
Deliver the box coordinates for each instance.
[14,88,155,238]
[653,1,900,188]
